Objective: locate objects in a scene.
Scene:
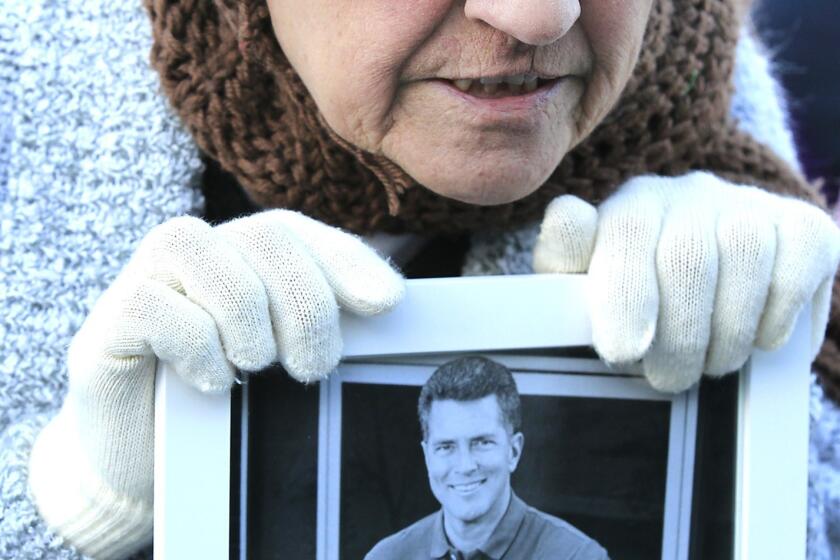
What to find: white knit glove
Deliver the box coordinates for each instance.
[28,210,404,559]
[533,171,840,392]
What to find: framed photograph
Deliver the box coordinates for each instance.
[154,275,811,560]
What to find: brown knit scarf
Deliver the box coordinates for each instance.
[144,0,840,401]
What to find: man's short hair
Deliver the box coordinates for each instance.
[418,356,522,441]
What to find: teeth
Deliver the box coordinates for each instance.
[480,74,529,86]
[450,73,546,95]
[451,481,482,493]
[453,79,473,92]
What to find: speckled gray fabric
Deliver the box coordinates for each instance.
[0,1,202,558]
[809,382,840,560]
[0,2,836,559]
[0,3,16,204]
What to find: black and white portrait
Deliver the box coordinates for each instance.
[364,356,608,560]
[228,353,699,560]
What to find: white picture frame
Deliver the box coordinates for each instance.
[154,274,811,560]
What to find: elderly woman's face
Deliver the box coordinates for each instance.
[266,0,653,205]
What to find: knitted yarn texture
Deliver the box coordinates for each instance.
[0,1,201,558]
[0,2,838,556]
[27,210,403,558]
[532,172,840,393]
[144,0,821,232]
[461,36,840,559]
[144,0,840,402]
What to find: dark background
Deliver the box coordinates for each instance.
[753,0,840,205]
[340,383,671,560]
[241,372,320,560]
[237,368,739,560]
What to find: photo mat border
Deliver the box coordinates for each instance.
[317,359,699,560]
[154,275,811,560]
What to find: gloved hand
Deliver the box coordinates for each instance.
[533,171,840,392]
[28,210,404,559]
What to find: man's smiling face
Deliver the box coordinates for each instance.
[421,395,524,525]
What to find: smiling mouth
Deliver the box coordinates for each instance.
[441,74,560,99]
[448,479,487,494]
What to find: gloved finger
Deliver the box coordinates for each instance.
[137,216,276,372]
[271,210,405,316]
[704,211,776,375]
[755,200,840,350]
[533,195,598,273]
[87,277,238,394]
[589,176,666,363]
[218,213,341,382]
[642,205,718,392]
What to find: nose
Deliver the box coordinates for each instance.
[454,447,479,473]
[463,0,581,46]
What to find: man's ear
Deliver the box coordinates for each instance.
[421,440,430,465]
[509,432,524,472]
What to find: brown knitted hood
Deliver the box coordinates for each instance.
[144,0,819,233]
[145,0,840,403]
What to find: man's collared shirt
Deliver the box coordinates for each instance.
[365,493,609,560]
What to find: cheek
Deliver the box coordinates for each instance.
[291,0,455,152]
[427,456,449,481]
[489,450,511,472]
[581,0,651,73]
[316,57,398,148]
[575,0,652,130]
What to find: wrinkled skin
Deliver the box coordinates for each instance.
[266,0,653,205]
[264,0,840,390]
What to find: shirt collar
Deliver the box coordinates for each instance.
[429,509,450,559]
[429,492,528,560]
[479,492,527,559]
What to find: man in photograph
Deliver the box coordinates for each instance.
[365,356,609,560]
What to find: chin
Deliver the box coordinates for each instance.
[414,163,555,206]
[454,507,487,523]
[444,498,491,523]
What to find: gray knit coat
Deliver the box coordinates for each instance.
[1,1,838,559]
